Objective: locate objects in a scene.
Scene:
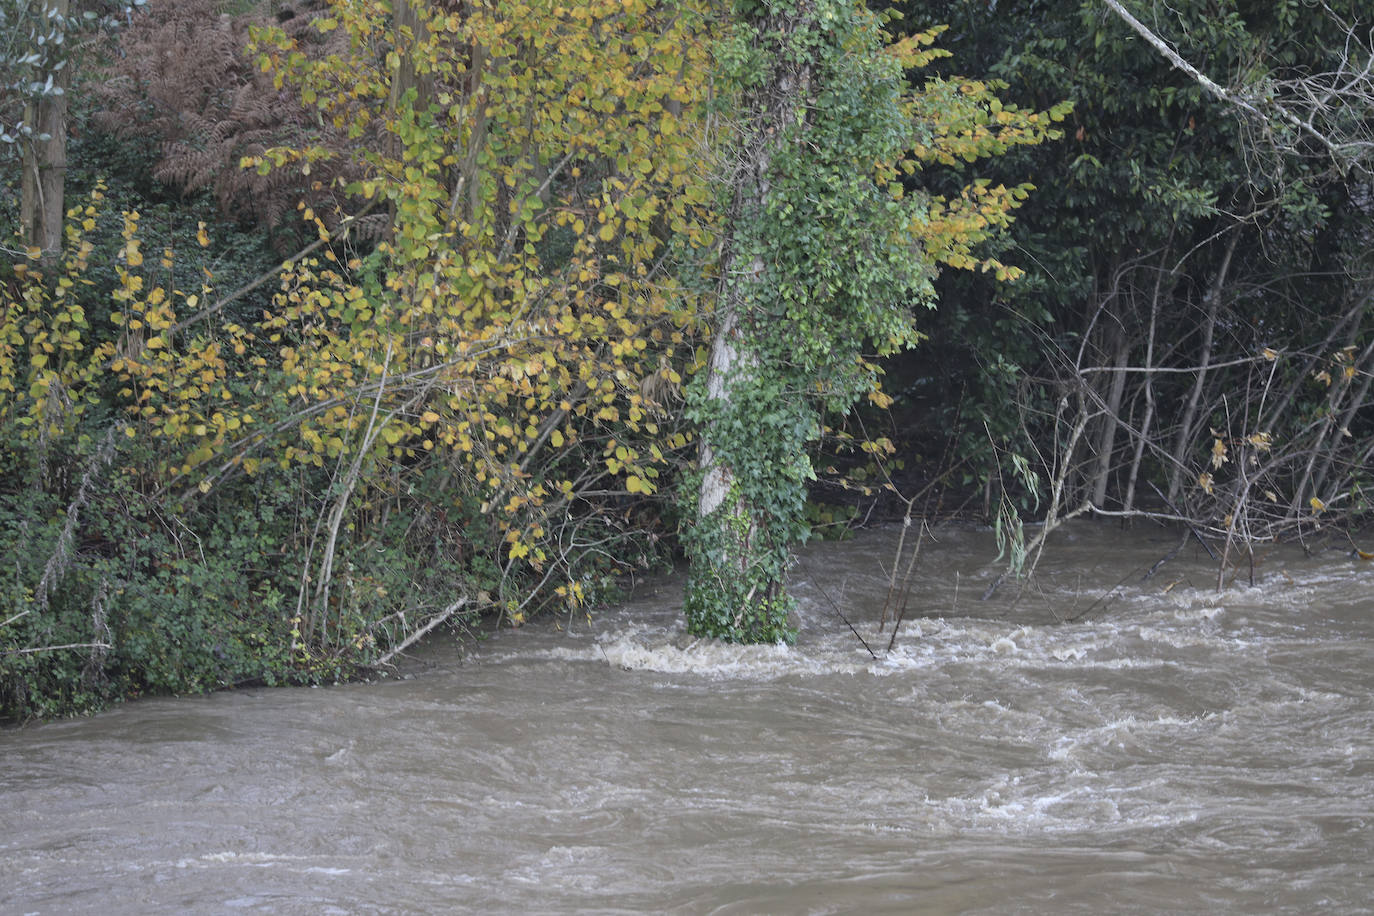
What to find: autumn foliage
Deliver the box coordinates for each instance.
[3,0,1065,717]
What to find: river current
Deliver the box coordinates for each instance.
[3,521,1372,913]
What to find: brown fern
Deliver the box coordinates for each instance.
[91,0,373,247]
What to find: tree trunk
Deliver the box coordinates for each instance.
[1089,331,1130,508]
[19,0,70,269]
[683,3,815,643]
[1123,244,1173,514]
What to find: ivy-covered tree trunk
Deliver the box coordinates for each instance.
[683,2,815,643]
[681,1,1063,641]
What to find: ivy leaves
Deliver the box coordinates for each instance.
[682,0,1062,642]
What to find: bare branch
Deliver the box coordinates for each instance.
[3,642,113,657]
[1101,0,1373,174]
[372,597,468,668]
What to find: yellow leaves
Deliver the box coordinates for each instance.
[553,578,587,609]
[1262,346,1278,361]
[1210,436,1229,468]
[1310,496,1326,514]
[1198,472,1214,495]
[214,0,712,584]
[867,387,894,409]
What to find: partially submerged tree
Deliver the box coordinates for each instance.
[682,0,1066,641]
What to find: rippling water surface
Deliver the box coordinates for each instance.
[3,521,1372,913]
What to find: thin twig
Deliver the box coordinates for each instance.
[1102,0,1356,170]
[1,609,31,629]
[1148,480,1218,561]
[1059,565,1145,623]
[800,557,876,659]
[167,199,381,339]
[886,519,928,653]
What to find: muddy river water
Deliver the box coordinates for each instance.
[3,521,1372,913]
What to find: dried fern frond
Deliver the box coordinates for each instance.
[91,0,370,248]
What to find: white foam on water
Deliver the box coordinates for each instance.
[137,851,346,874]
[507,590,1327,685]
[598,630,874,679]
[189,852,314,866]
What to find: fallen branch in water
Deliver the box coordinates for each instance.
[1058,564,1145,623]
[982,500,1095,601]
[1149,480,1218,561]
[371,597,469,668]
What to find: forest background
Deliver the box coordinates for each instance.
[2,0,1370,721]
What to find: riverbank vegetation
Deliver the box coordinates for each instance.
[890,0,1374,585]
[3,0,1370,721]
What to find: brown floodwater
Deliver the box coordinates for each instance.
[3,521,1372,913]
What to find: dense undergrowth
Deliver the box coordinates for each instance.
[5,0,1372,721]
